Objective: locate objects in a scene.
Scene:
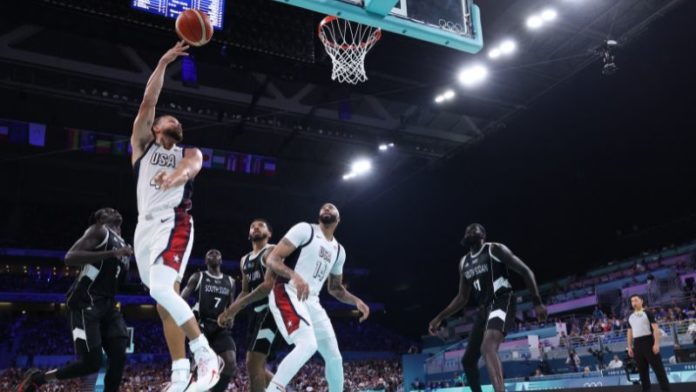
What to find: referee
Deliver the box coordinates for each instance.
[626,295,670,391]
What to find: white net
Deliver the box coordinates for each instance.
[318,16,382,84]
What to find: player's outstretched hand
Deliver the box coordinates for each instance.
[428,317,442,336]
[291,274,309,301]
[535,304,548,322]
[113,245,133,258]
[159,41,190,65]
[356,300,370,323]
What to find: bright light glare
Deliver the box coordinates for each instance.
[526,15,543,29]
[541,9,557,21]
[458,65,488,87]
[488,48,501,59]
[351,159,372,175]
[388,142,395,147]
[379,144,388,151]
[500,40,516,54]
[434,95,445,103]
[342,173,356,180]
[443,90,456,100]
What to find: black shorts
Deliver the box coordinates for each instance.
[200,319,237,354]
[69,299,129,352]
[481,293,516,335]
[246,307,280,358]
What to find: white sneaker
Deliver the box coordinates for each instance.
[161,362,193,392]
[192,348,223,391]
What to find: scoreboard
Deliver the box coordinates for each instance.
[131,0,226,30]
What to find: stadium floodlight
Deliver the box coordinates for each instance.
[488,48,501,59]
[443,90,456,100]
[379,144,388,151]
[434,95,445,103]
[541,8,558,21]
[458,64,488,87]
[351,158,372,175]
[526,15,543,29]
[500,40,516,54]
[342,173,356,180]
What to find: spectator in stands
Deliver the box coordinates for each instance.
[607,355,623,369]
[566,349,581,373]
[534,368,544,377]
[593,306,605,319]
[687,320,696,345]
[582,367,592,377]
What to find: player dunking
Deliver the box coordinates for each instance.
[131,40,221,392]
[263,203,370,392]
[218,219,280,392]
[181,249,238,392]
[17,208,132,392]
[429,223,548,392]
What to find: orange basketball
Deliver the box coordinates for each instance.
[175,9,213,47]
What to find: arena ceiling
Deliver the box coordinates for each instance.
[0,0,685,205]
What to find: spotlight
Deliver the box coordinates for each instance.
[388,142,395,147]
[443,90,456,100]
[434,95,445,104]
[379,144,388,151]
[351,159,372,175]
[488,48,501,59]
[541,8,558,21]
[526,15,543,29]
[500,40,516,54]
[342,173,356,180]
[458,65,488,87]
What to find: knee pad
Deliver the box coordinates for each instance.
[149,265,194,325]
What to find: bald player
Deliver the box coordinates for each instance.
[264,203,370,392]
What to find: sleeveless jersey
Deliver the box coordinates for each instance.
[241,244,273,311]
[66,227,130,310]
[133,142,193,215]
[459,243,513,306]
[193,271,235,321]
[282,222,345,297]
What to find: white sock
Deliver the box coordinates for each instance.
[172,358,190,382]
[189,334,210,353]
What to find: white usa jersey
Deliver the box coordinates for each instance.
[283,222,345,297]
[133,142,193,215]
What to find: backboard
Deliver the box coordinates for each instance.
[272,0,483,53]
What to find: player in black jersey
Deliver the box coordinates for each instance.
[429,223,548,392]
[17,208,133,392]
[218,218,280,392]
[181,249,237,392]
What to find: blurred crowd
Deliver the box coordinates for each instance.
[0,359,403,392]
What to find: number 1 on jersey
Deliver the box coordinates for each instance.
[473,279,481,292]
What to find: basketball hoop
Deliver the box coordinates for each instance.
[318,16,382,84]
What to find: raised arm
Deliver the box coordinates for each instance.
[429,267,471,335]
[491,243,548,320]
[152,147,203,190]
[265,238,309,300]
[131,41,189,165]
[65,225,132,267]
[328,274,370,322]
[180,271,201,300]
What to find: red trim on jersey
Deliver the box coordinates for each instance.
[159,208,192,272]
[273,283,308,335]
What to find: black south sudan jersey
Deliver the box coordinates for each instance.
[241,245,273,311]
[460,243,513,306]
[193,271,235,321]
[66,227,129,310]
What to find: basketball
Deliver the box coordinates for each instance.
[175,9,213,47]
